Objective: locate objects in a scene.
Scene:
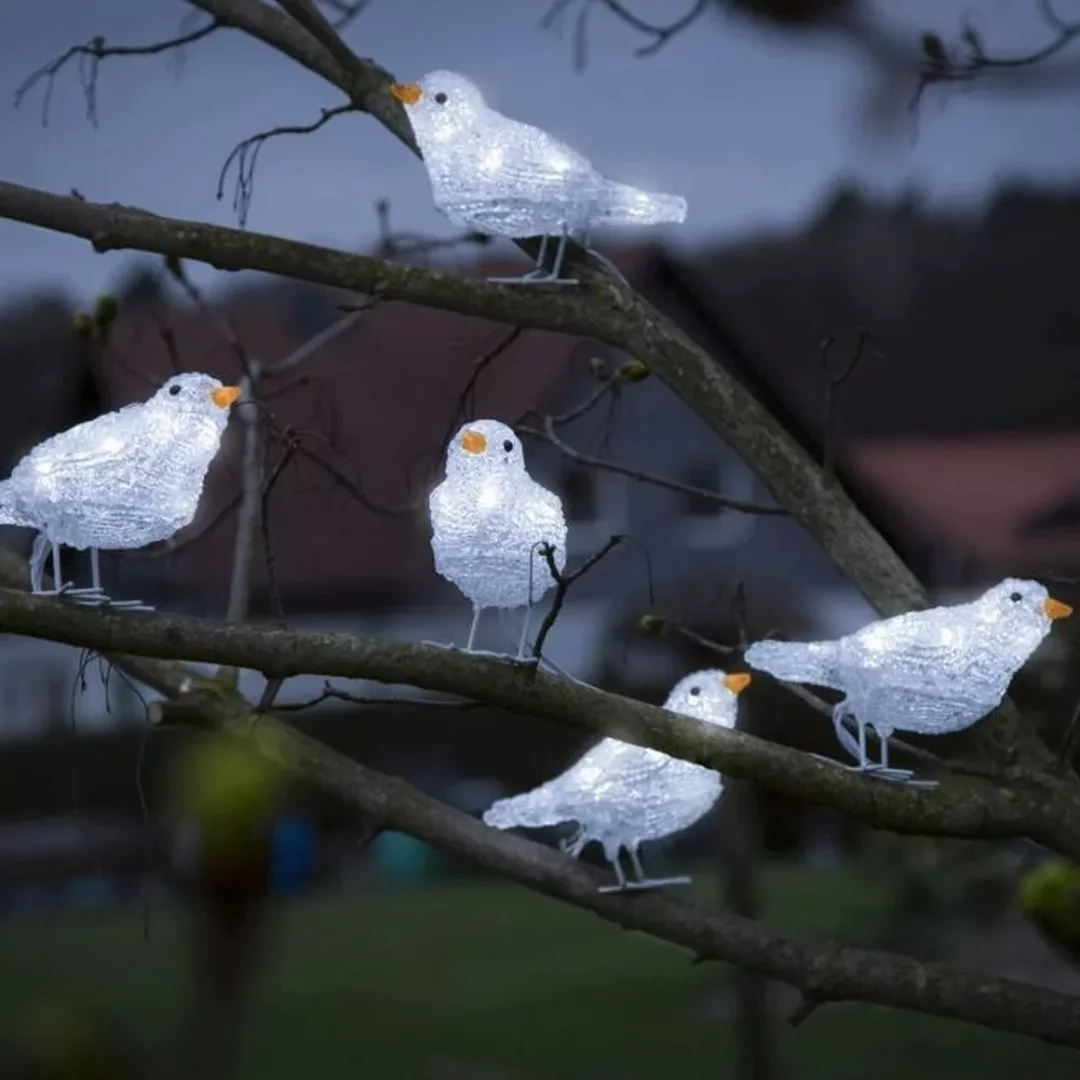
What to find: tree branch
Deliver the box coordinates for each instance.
[0,590,1076,857]
[152,693,1080,1049]
[14,19,221,126]
[520,417,787,516]
[217,103,359,226]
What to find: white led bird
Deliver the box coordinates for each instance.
[391,70,687,285]
[484,669,750,892]
[429,419,567,658]
[0,372,240,611]
[744,578,1072,788]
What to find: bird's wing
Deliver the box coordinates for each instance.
[844,604,986,684]
[862,684,983,735]
[17,404,149,485]
[531,484,567,541]
[480,116,598,198]
[554,738,672,800]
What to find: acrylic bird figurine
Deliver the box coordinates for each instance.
[390,70,687,286]
[744,578,1072,788]
[483,669,750,892]
[429,418,567,659]
[0,372,240,611]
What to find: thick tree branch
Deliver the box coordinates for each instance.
[149,693,1080,1049]
[0,590,1076,858]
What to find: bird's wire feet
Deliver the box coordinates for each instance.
[419,640,537,669]
[486,231,579,287]
[32,583,155,614]
[563,834,691,894]
[814,713,940,790]
[598,848,692,895]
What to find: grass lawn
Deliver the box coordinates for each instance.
[0,863,1076,1079]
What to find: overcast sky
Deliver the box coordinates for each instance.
[2,0,1079,304]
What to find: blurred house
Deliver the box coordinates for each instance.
[0,183,1078,750]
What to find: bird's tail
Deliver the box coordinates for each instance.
[482,786,569,831]
[600,180,687,226]
[0,480,29,528]
[743,639,843,689]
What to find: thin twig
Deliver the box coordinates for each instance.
[522,418,786,516]
[14,20,220,126]
[819,327,880,483]
[532,535,625,662]
[912,0,1080,109]
[264,303,374,378]
[226,372,265,624]
[542,0,708,61]
[216,104,358,226]
[274,679,480,712]
[318,0,377,31]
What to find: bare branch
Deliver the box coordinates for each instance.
[532,535,624,661]
[216,104,359,226]
[594,0,710,57]
[522,417,787,516]
[225,374,264,623]
[14,19,220,126]
[150,693,1080,1050]
[274,679,479,712]
[263,303,373,378]
[542,0,709,60]
[318,0,377,31]
[819,327,880,483]
[0,591,1076,857]
[912,1,1080,108]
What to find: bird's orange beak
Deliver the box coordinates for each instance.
[460,429,487,455]
[1044,597,1073,620]
[390,82,422,105]
[211,385,241,409]
[724,672,752,695]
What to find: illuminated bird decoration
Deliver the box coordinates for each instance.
[483,669,750,891]
[745,578,1072,787]
[391,70,687,285]
[429,418,566,658]
[0,372,240,611]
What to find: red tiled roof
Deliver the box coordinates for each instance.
[850,434,1080,569]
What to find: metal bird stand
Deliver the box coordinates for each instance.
[561,833,691,894]
[811,703,938,790]
[29,535,154,613]
[487,227,580,287]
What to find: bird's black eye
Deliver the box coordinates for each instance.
[689,686,701,696]
[434,92,448,105]
[502,439,514,453]
[168,384,181,397]
[1010,591,1023,603]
